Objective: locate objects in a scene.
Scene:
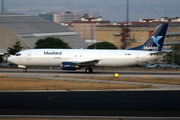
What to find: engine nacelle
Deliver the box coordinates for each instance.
[61,62,76,70]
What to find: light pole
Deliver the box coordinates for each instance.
[2,0,4,12]
[172,37,176,65]
[126,0,129,49]
[172,44,174,65]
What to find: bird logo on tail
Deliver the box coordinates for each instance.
[151,36,163,47]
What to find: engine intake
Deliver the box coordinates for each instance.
[61,62,76,70]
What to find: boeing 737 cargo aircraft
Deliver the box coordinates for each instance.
[8,23,168,73]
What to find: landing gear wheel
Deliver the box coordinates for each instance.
[23,68,27,72]
[85,67,93,73]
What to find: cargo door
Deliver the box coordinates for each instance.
[135,55,139,63]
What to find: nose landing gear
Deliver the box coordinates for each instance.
[23,68,27,72]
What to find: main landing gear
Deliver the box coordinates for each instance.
[85,67,93,73]
[23,68,27,72]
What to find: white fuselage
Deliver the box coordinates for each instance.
[8,49,164,67]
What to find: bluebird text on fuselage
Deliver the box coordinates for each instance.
[44,51,62,55]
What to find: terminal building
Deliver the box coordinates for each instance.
[0,13,88,55]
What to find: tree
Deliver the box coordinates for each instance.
[162,44,180,64]
[7,41,23,55]
[88,42,118,49]
[35,37,71,49]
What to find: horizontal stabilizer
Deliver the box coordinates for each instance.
[149,50,171,56]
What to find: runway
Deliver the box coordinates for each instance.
[1,69,180,78]
[0,91,180,118]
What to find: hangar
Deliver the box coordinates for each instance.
[0,13,88,55]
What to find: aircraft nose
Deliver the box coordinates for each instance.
[7,56,15,64]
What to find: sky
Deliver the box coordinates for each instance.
[2,0,180,22]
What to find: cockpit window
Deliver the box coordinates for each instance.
[15,53,21,56]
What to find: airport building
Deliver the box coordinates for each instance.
[96,23,180,49]
[0,13,88,55]
[139,17,180,23]
[39,11,89,24]
[38,13,54,21]
[71,17,110,40]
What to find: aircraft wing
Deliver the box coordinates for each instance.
[77,59,100,66]
[63,59,100,67]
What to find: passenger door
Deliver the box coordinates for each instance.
[27,51,31,60]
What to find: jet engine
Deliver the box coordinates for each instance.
[61,62,76,70]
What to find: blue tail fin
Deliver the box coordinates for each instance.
[128,23,168,51]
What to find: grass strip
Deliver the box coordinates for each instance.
[0,76,152,90]
[54,76,180,85]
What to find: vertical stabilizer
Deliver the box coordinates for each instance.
[128,23,168,51]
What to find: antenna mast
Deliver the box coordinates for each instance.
[2,0,4,12]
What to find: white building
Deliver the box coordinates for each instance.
[161,17,180,22]
[53,10,88,24]
[139,17,180,23]
[139,18,159,22]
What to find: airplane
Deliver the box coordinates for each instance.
[8,23,168,73]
